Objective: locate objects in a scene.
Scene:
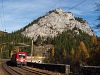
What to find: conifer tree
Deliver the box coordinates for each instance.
[76,41,89,61]
[51,47,55,57]
[76,46,81,60]
[95,3,100,29]
[71,48,75,57]
[62,48,66,58]
[91,35,97,44]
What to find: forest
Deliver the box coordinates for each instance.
[0,28,100,67]
[44,29,100,66]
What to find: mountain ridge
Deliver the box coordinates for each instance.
[21,8,94,40]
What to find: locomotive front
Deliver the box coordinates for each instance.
[16,52,27,66]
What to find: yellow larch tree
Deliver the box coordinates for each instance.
[62,48,66,58]
[80,41,89,58]
[91,34,97,44]
[71,48,75,57]
[51,47,55,57]
[76,41,89,61]
[76,46,81,60]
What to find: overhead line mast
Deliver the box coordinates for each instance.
[1,0,5,32]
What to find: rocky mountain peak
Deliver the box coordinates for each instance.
[21,8,94,41]
[54,8,63,14]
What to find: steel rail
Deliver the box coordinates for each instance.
[2,62,21,75]
[21,66,63,75]
[3,61,63,75]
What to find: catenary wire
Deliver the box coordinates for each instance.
[68,0,87,11]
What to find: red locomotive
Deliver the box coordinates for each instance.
[11,52,27,66]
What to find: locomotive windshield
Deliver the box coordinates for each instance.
[19,54,25,58]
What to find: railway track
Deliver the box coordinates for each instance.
[21,66,63,75]
[2,61,63,75]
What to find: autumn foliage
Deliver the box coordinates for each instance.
[71,48,75,56]
[76,41,89,61]
[0,29,100,66]
[62,48,67,58]
[51,47,55,57]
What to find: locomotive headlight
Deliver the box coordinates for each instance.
[16,59,18,61]
[20,60,23,62]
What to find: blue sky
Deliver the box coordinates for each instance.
[0,0,100,36]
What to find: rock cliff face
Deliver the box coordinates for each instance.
[22,8,94,40]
